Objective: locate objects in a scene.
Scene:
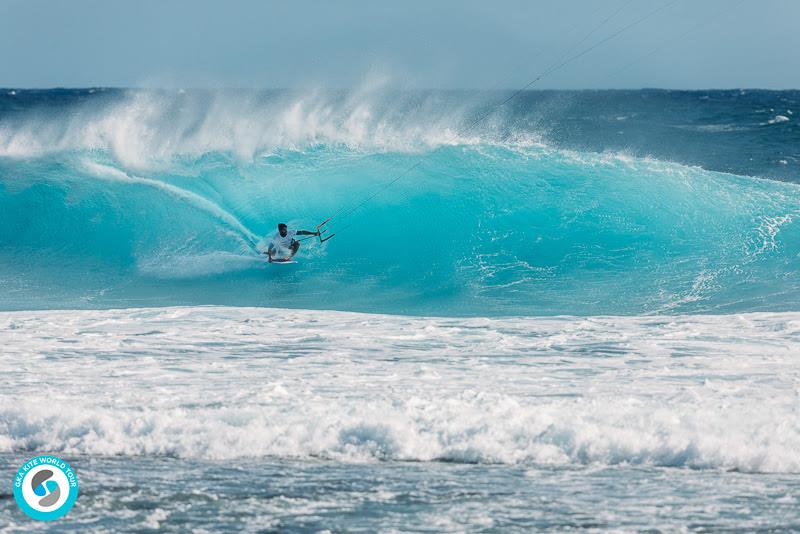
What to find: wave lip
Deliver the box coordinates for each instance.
[2,306,799,472]
[0,88,512,168]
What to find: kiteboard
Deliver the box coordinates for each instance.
[268,257,296,265]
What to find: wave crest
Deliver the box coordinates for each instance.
[0,87,535,168]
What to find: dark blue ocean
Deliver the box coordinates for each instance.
[2,89,800,532]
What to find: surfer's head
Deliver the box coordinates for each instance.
[278,223,288,236]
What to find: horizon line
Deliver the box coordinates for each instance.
[2,86,799,92]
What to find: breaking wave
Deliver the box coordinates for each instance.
[1,89,800,315]
[2,306,799,472]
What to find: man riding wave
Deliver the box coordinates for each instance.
[265,223,320,262]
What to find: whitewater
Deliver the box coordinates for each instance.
[1,88,799,531]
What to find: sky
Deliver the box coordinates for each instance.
[1,0,798,89]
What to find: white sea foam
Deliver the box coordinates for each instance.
[748,213,796,256]
[81,160,259,247]
[2,307,799,472]
[765,115,790,125]
[0,86,504,168]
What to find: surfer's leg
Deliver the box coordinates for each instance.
[289,239,300,258]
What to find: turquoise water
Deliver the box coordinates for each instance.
[2,89,800,531]
[2,89,800,315]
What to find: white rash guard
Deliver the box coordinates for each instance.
[270,229,297,251]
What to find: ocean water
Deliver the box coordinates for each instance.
[1,88,799,531]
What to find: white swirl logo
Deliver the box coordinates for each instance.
[13,455,79,521]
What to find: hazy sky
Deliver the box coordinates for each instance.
[1,0,798,89]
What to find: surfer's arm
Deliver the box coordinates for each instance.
[295,229,321,236]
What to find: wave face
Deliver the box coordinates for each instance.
[1,88,800,315]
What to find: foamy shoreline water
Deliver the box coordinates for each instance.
[2,453,798,532]
[3,305,799,531]
[2,306,798,471]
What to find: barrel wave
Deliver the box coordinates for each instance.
[1,88,799,315]
[3,88,800,531]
